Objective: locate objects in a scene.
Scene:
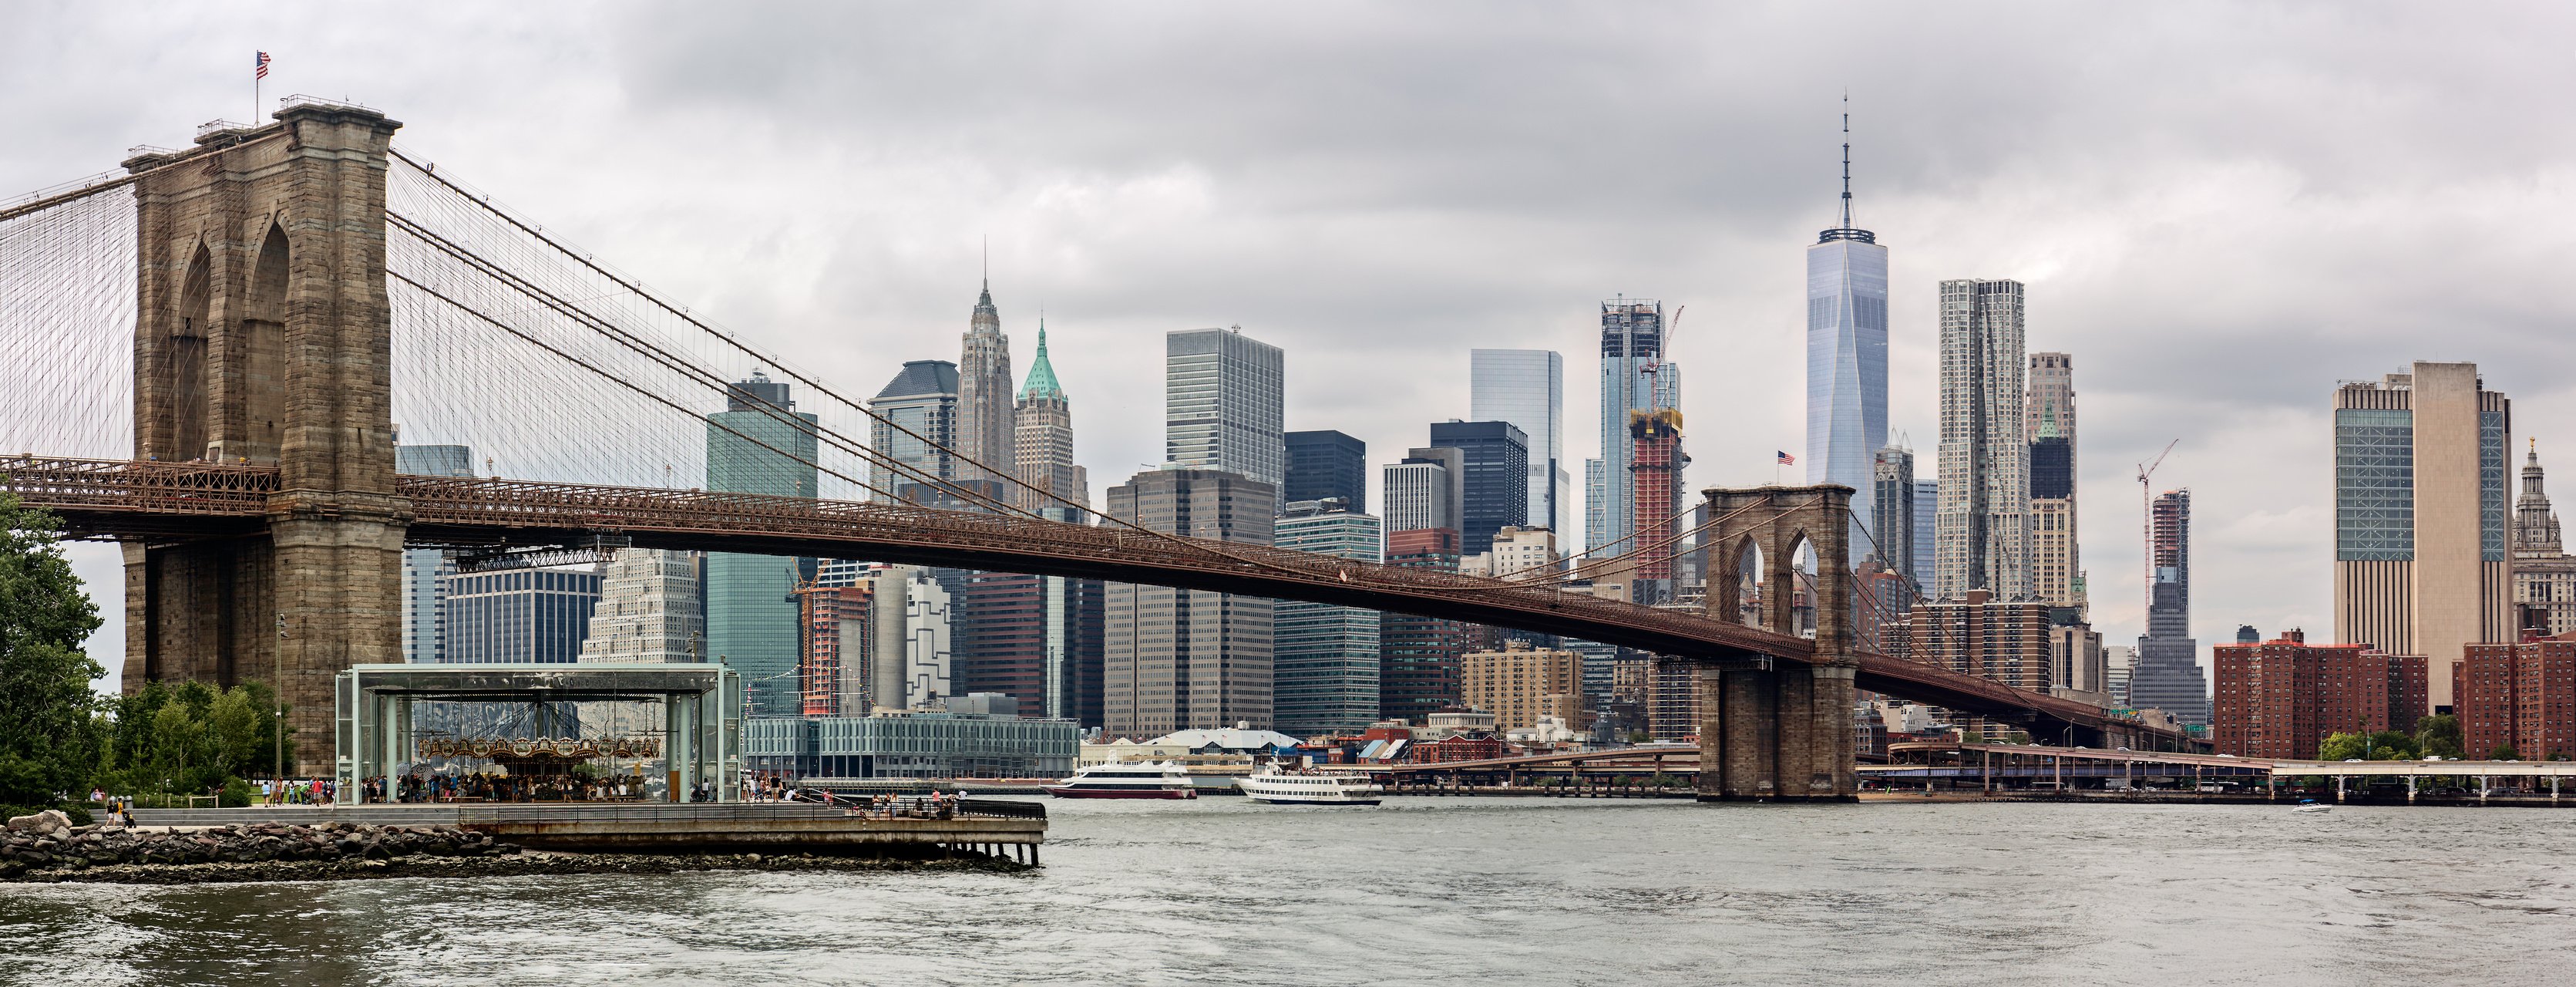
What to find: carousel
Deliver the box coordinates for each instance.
[335,662,742,804]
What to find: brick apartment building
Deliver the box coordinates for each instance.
[2457,634,2576,760]
[2211,629,2428,759]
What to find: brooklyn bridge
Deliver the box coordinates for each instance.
[0,100,2194,800]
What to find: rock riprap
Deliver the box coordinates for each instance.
[0,818,507,880]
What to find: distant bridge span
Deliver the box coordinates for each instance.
[4,456,2182,750]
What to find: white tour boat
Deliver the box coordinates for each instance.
[1235,765,1384,806]
[1044,761,1199,800]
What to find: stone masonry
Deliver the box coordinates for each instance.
[120,103,408,775]
[1695,484,1858,801]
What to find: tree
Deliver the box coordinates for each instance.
[2319,729,2416,762]
[0,492,106,813]
[2491,744,2521,761]
[2417,714,2465,760]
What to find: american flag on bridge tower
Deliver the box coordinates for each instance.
[255,52,271,80]
[1777,450,1796,466]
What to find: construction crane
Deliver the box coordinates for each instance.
[2137,438,2181,624]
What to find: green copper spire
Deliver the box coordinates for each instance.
[2037,402,2060,440]
[1018,320,1064,401]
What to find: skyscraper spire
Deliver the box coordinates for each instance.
[1819,92,1874,244]
[1841,91,1854,230]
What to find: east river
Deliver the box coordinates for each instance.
[5,797,2572,985]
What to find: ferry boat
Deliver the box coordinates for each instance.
[1235,765,1384,806]
[1044,762,1199,800]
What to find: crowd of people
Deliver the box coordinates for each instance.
[356,771,654,803]
[260,778,337,806]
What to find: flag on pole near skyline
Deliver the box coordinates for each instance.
[1777,450,1795,466]
[255,51,271,79]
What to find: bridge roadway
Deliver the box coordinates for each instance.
[1,456,2188,746]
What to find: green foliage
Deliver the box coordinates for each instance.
[2321,729,2420,762]
[0,493,108,810]
[219,777,254,808]
[2491,744,2521,761]
[2416,714,2465,760]
[98,679,291,797]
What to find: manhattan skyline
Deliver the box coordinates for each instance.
[10,4,2576,683]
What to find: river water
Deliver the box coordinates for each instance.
[5,797,2572,985]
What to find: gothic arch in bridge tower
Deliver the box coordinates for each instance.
[231,221,289,463]
[169,241,213,460]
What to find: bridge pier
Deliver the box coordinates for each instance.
[1697,663,1856,802]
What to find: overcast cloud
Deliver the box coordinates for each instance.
[9,2,2576,689]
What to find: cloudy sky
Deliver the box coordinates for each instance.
[8,2,2575,688]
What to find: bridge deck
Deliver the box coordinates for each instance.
[1,456,2191,745]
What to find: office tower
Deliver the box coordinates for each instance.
[1596,298,1678,560]
[1429,420,1530,556]
[1012,322,1088,512]
[1461,642,1583,731]
[903,571,953,709]
[2048,615,2107,703]
[1381,527,1467,723]
[2513,442,2576,636]
[957,573,1044,712]
[2130,489,2208,726]
[868,360,960,506]
[705,372,821,716]
[1384,448,1461,534]
[1934,278,2031,601]
[1284,429,1367,512]
[956,280,1015,494]
[1273,501,1384,736]
[2102,645,2134,707]
[1464,525,1559,581]
[1627,409,1688,603]
[1582,459,1607,556]
[1913,478,1938,585]
[441,568,604,664]
[1471,349,1568,537]
[2214,630,2425,759]
[2334,362,2513,710]
[1166,327,1286,490]
[1806,122,1890,554]
[1104,468,1277,735]
[1871,444,1916,585]
[2027,352,2081,608]
[395,443,474,663]
[798,583,873,716]
[580,549,704,663]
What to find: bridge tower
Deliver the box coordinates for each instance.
[120,103,407,774]
[1696,484,1858,801]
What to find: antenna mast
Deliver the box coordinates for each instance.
[1841,90,1853,229]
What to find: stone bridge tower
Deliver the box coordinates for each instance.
[1696,483,1858,801]
[121,103,407,774]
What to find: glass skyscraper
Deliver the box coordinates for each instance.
[442,568,604,664]
[1428,419,1528,557]
[395,443,475,664]
[1273,502,1384,736]
[868,360,960,506]
[1470,349,1565,537]
[1283,429,1367,512]
[1592,298,1676,558]
[706,372,820,717]
[1805,197,1889,555]
[1166,328,1286,491]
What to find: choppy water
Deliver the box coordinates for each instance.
[5,797,2574,985]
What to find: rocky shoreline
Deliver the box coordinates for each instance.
[2,811,1027,884]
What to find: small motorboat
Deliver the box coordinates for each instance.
[2293,799,2333,814]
